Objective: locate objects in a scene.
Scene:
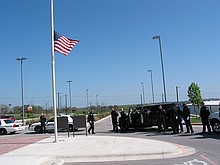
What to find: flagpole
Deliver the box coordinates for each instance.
[50,0,58,143]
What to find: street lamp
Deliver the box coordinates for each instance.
[162,93,164,103]
[140,82,145,104]
[86,89,89,108]
[16,57,27,125]
[65,94,67,114]
[56,92,61,110]
[8,104,12,112]
[148,70,155,103]
[67,80,72,110]
[96,94,98,107]
[140,94,143,105]
[152,35,167,102]
[176,86,181,103]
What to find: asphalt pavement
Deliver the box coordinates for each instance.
[0,116,196,165]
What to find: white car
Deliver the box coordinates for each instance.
[28,115,73,133]
[0,119,23,135]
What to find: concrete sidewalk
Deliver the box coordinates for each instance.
[0,133,196,165]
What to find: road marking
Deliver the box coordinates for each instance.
[200,155,218,165]
[173,159,207,165]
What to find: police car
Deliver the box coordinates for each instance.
[28,114,73,133]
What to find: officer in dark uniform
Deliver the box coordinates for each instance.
[87,110,95,134]
[170,103,179,134]
[40,113,46,134]
[158,105,166,133]
[119,108,128,132]
[182,103,194,133]
[200,102,211,134]
[111,108,119,132]
[177,106,183,133]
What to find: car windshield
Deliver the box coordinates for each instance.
[4,119,14,124]
[47,118,54,122]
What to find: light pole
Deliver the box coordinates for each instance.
[140,94,143,105]
[96,94,98,107]
[148,70,155,103]
[65,94,67,114]
[8,104,12,112]
[176,86,181,103]
[67,80,72,110]
[152,35,167,102]
[140,82,145,104]
[57,92,61,110]
[86,89,89,108]
[16,57,27,125]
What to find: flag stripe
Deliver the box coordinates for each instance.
[54,31,79,56]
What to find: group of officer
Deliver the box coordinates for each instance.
[166,103,194,134]
[158,102,212,135]
[87,101,212,135]
[111,107,129,132]
[111,103,195,134]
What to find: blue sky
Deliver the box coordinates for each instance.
[1,0,220,108]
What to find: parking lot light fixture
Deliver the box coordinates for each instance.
[16,57,27,126]
[67,80,72,110]
[86,89,89,108]
[148,70,155,103]
[176,86,181,103]
[140,82,145,104]
[152,35,167,102]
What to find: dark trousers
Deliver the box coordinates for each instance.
[112,120,118,132]
[171,118,179,134]
[88,121,94,133]
[158,117,166,132]
[183,117,194,133]
[177,117,183,133]
[41,124,46,134]
[201,118,211,133]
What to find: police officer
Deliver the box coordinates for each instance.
[119,108,128,132]
[177,106,183,133]
[40,112,46,134]
[87,110,95,134]
[170,103,179,134]
[111,108,119,132]
[182,103,194,133]
[200,102,211,134]
[158,105,166,133]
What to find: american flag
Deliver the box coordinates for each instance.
[54,31,79,56]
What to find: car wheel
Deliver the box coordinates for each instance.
[0,128,7,135]
[34,126,42,133]
[211,121,220,134]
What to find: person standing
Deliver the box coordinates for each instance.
[177,105,184,133]
[170,103,179,134]
[182,103,194,133]
[87,110,95,134]
[158,105,166,133]
[111,108,119,132]
[40,112,46,134]
[119,108,128,132]
[200,102,212,134]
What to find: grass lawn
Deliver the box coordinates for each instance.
[191,117,202,124]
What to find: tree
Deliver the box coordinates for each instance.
[0,104,9,114]
[187,82,203,107]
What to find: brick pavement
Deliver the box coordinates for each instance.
[0,135,49,155]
